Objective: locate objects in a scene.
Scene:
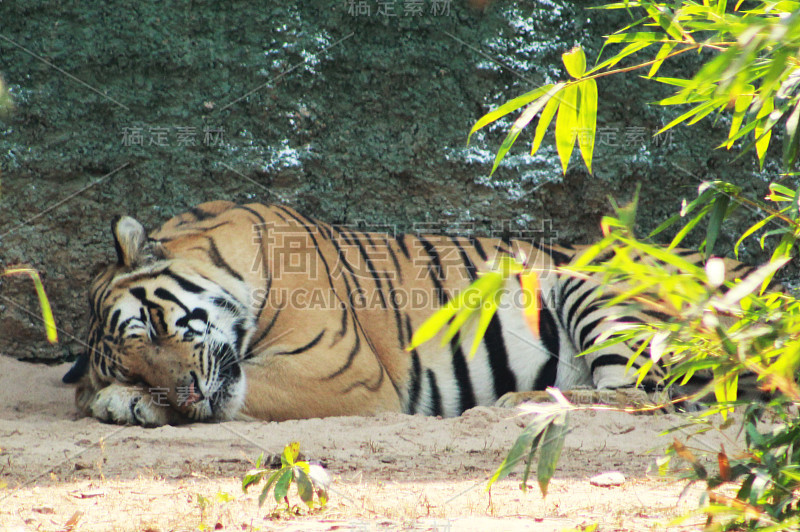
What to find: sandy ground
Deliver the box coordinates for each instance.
[0,356,747,531]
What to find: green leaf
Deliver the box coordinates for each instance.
[242,470,265,492]
[668,203,712,249]
[273,469,293,503]
[617,235,705,275]
[726,93,753,149]
[657,100,723,135]
[562,47,586,78]
[649,212,682,238]
[647,42,676,78]
[714,372,738,420]
[519,428,538,493]
[759,47,791,99]
[705,196,730,258]
[605,31,669,44]
[489,90,554,176]
[258,469,285,507]
[588,42,652,74]
[768,182,795,198]
[281,442,300,468]
[468,85,554,144]
[578,79,598,174]
[734,214,775,258]
[295,468,315,508]
[530,85,564,155]
[682,46,738,97]
[650,76,693,88]
[31,271,58,344]
[487,413,554,489]
[3,268,59,343]
[783,100,800,167]
[407,301,460,350]
[555,84,579,174]
[643,4,683,40]
[537,412,569,497]
[469,288,503,357]
[412,272,502,350]
[754,97,774,169]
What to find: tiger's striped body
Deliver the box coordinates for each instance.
[65,201,679,426]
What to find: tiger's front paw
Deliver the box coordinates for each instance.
[495,390,555,409]
[495,387,659,410]
[89,383,175,427]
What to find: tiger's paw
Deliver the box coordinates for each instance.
[494,390,557,409]
[495,387,659,411]
[89,383,175,427]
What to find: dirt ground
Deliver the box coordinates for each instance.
[1,356,747,532]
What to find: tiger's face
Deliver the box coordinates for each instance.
[68,215,256,424]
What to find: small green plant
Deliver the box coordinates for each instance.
[242,442,330,512]
[487,390,570,496]
[195,491,234,531]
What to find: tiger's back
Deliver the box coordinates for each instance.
[65,201,683,425]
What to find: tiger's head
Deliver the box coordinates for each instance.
[64,215,257,423]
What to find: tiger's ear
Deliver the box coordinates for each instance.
[112,215,150,267]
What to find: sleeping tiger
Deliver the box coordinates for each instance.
[62,201,748,426]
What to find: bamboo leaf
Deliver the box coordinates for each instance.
[562,47,586,79]
[577,79,597,174]
[407,301,461,350]
[657,100,722,135]
[647,42,676,78]
[650,76,693,88]
[468,85,555,144]
[469,289,502,357]
[555,84,579,174]
[669,203,713,249]
[605,31,669,44]
[644,5,685,41]
[442,273,503,346]
[714,372,738,420]
[754,97,774,169]
[490,90,554,176]
[705,196,730,258]
[520,270,540,337]
[783,100,800,167]
[487,414,553,490]
[588,42,652,74]
[530,83,566,155]
[537,412,569,497]
[727,93,753,149]
[2,268,58,343]
[734,214,775,258]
